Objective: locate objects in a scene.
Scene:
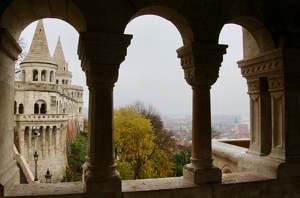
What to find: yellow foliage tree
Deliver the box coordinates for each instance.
[114,107,174,179]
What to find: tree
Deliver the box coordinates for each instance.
[130,100,176,156]
[114,107,174,179]
[15,37,28,80]
[63,131,87,182]
[172,145,191,177]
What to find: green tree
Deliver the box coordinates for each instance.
[114,107,174,179]
[172,145,191,177]
[63,131,87,182]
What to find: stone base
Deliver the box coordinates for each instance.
[0,160,19,197]
[183,164,222,184]
[85,171,121,198]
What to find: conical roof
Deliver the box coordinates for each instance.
[53,37,68,70]
[22,20,55,64]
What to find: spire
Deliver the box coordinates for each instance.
[22,20,55,64]
[53,36,68,71]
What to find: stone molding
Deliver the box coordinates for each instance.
[238,48,300,78]
[177,42,227,87]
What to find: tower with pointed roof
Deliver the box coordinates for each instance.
[14,19,84,183]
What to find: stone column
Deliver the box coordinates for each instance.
[246,78,272,156]
[0,29,22,194]
[78,32,132,196]
[177,42,227,184]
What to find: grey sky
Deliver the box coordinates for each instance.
[20,16,249,117]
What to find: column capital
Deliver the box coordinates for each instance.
[78,32,132,87]
[177,42,227,87]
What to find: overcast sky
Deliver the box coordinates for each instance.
[20,16,249,117]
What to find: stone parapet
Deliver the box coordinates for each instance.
[15,82,61,93]
[14,114,69,124]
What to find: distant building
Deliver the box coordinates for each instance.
[13,20,84,183]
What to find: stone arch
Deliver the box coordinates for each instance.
[18,103,24,114]
[34,103,39,114]
[222,165,234,174]
[226,17,275,58]
[1,0,87,40]
[33,69,38,81]
[129,6,193,45]
[41,70,47,81]
[50,71,54,82]
[35,99,47,114]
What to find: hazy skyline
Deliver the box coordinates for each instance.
[20,16,249,117]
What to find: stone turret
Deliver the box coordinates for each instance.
[20,20,57,84]
[53,37,72,85]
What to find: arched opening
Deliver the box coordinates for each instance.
[40,103,47,114]
[62,79,65,84]
[50,71,54,82]
[18,103,24,114]
[56,79,59,84]
[41,70,47,81]
[34,103,39,114]
[33,69,38,81]
[115,15,188,179]
[211,24,249,140]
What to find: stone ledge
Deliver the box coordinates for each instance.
[4,173,274,198]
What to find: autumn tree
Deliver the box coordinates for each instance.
[130,100,176,154]
[114,107,174,179]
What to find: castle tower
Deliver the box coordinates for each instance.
[53,37,72,85]
[14,19,84,183]
[20,20,57,84]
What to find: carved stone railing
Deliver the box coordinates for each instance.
[14,114,69,123]
[13,145,38,184]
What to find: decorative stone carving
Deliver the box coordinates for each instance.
[78,32,132,87]
[177,42,227,87]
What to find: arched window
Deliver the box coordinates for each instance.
[62,79,65,84]
[50,71,54,82]
[34,103,39,114]
[41,70,46,81]
[22,70,26,82]
[56,79,59,84]
[40,103,46,114]
[66,80,68,84]
[33,70,38,81]
[18,103,24,114]
[79,107,82,113]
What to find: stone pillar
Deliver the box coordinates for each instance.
[78,32,132,196]
[19,128,24,155]
[268,73,300,161]
[0,29,22,194]
[177,42,227,184]
[246,78,272,156]
[239,48,300,178]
